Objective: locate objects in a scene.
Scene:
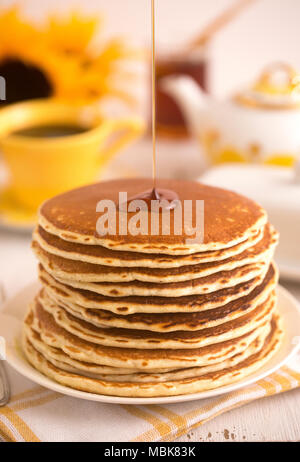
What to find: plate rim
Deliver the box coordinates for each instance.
[1,281,300,405]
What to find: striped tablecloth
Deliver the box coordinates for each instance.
[1,356,300,442]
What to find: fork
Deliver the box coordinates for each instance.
[0,283,10,408]
[0,362,10,407]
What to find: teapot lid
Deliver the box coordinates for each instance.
[234,63,300,110]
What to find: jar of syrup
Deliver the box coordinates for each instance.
[153,44,209,138]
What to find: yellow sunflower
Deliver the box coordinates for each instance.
[0,7,39,59]
[0,7,143,106]
[80,39,144,105]
[0,7,50,103]
[44,12,100,56]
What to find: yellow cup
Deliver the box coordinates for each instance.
[0,99,145,210]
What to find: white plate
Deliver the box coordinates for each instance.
[1,282,300,405]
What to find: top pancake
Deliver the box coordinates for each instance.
[39,178,267,255]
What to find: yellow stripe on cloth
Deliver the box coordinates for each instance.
[0,364,299,442]
[0,389,61,442]
[184,387,264,422]
[134,384,267,442]
[12,391,61,413]
[122,405,172,441]
[283,366,300,383]
[256,378,278,394]
[126,353,300,442]
[271,372,294,391]
[0,407,40,442]
[0,418,17,442]
[10,386,47,404]
[156,368,299,441]
[146,405,188,440]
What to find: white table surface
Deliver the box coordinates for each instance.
[1,137,300,442]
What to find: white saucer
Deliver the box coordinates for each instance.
[277,259,300,282]
[1,282,300,405]
[0,188,36,234]
[0,165,36,233]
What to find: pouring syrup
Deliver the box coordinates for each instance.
[120,0,179,211]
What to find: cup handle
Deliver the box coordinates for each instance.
[98,117,145,166]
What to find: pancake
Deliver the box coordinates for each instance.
[25,305,271,369]
[24,178,283,397]
[24,321,271,382]
[40,264,277,332]
[24,327,177,375]
[34,292,276,349]
[23,315,283,397]
[38,178,267,255]
[39,263,270,314]
[34,225,264,269]
[50,260,271,297]
[32,224,278,283]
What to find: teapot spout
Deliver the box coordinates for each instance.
[160,75,208,135]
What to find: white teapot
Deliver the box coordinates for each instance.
[162,63,300,166]
[201,162,300,279]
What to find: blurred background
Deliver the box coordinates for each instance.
[0,0,300,287]
[2,0,300,97]
[0,1,300,441]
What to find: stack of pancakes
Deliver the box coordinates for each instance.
[23,179,283,397]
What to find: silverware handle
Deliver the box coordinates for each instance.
[0,283,10,407]
[0,361,10,406]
